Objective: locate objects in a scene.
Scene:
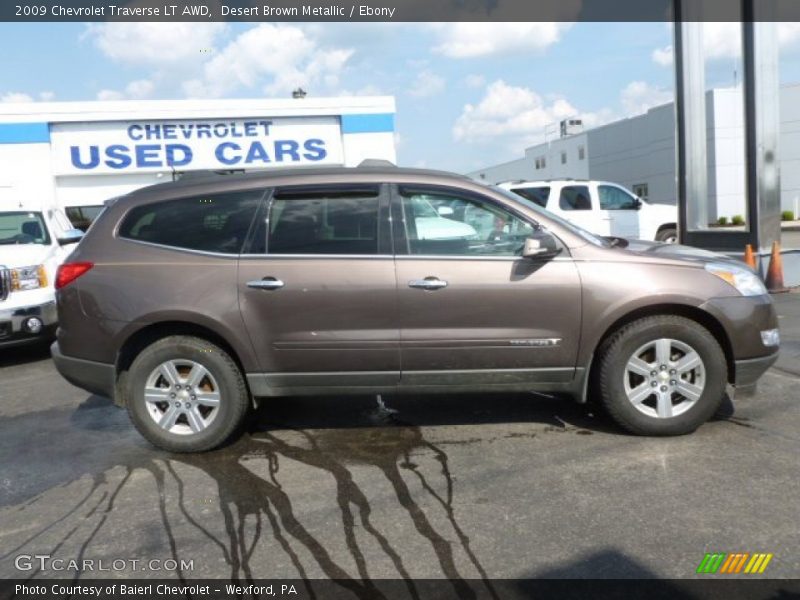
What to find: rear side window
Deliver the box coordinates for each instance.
[510,187,550,208]
[559,186,592,211]
[119,190,263,254]
[265,186,380,255]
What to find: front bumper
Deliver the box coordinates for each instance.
[51,341,116,398]
[735,352,779,389]
[700,294,780,388]
[0,300,58,347]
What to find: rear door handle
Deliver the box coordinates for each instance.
[247,277,285,290]
[408,277,448,291]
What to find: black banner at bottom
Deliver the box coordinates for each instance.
[2,579,800,600]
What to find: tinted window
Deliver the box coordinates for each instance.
[599,185,638,210]
[66,205,104,232]
[559,186,592,211]
[0,212,51,246]
[119,191,262,254]
[510,187,550,208]
[265,186,379,255]
[399,188,534,256]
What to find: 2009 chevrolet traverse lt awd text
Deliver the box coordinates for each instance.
[51,166,779,452]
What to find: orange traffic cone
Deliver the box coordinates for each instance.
[743,244,757,269]
[765,241,789,293]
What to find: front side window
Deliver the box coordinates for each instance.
[598,185,639,210]
[510,186,550,208]
[559,186,592,211]
[265,186,380,255]
[399,187,534,256]
[0,212,51,246]
[119,190,263,254]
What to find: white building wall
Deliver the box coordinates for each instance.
[780,83,800,219]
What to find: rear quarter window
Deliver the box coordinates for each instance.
[118,190,264,254]
[510,187,550,208]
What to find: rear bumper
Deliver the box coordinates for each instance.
[734,352,779,389]
[0,300,58,347]
[51,341,115,398]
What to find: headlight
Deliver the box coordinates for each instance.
[10,265,47,291]
[705,263,767,296]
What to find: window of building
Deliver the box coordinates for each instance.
[561,151,567,165]
[578,145,586,160]
[559,185,592,211]
[265,186,380,255]
[398,187,534,257]
[598,185,639,210]
[633,183,649,202]
[509,186,551,208]
[119,190,263,254]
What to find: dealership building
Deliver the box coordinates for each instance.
[0,96,396,224]
[468,83,800,222]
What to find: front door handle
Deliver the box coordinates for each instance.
[247,277,285,290]
[408,277,448,291]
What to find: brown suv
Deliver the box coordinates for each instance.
[51,166,779,452]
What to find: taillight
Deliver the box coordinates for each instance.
[55,262,94,290]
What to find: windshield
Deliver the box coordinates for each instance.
[490,186,610,247]
[0,212,51,246]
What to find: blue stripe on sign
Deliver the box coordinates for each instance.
[0,122,50,144]
[341,113,394,134]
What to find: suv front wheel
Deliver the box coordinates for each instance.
[596,315,727,436]
[126,336,250,452]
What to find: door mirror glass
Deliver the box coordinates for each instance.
[57,229,84,246]
[522,232,560,259]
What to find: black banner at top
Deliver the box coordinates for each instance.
[3,0,800,23]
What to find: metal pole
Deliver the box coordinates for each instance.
[673,10,709,241]
[742,4,781,263]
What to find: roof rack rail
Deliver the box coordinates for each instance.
[358,159,396,168]
[174,169,246,181]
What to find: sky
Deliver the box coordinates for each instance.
[2,22,800,173]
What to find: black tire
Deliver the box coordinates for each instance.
[655,227,678,244]
[126,335,249,452]
[596,315,727,436]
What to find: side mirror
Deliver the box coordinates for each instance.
[522,232,561,259]
[633,198,643,210]
[437,206,454,217]
[57,229,84,246]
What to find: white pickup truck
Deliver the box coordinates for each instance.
[0,207,83,348]
[498,179,678,243]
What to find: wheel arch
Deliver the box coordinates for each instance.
[113,321,250,407]
[583,303,735,403]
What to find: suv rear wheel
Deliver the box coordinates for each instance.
[655,226,678,244]
[126,336,249,452]
[596,315,727,436]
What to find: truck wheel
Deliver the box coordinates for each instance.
[596,316,727,436]
[126,335,249,452]
[656,227,678,244]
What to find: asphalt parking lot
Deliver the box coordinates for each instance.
[1,293,799,586]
